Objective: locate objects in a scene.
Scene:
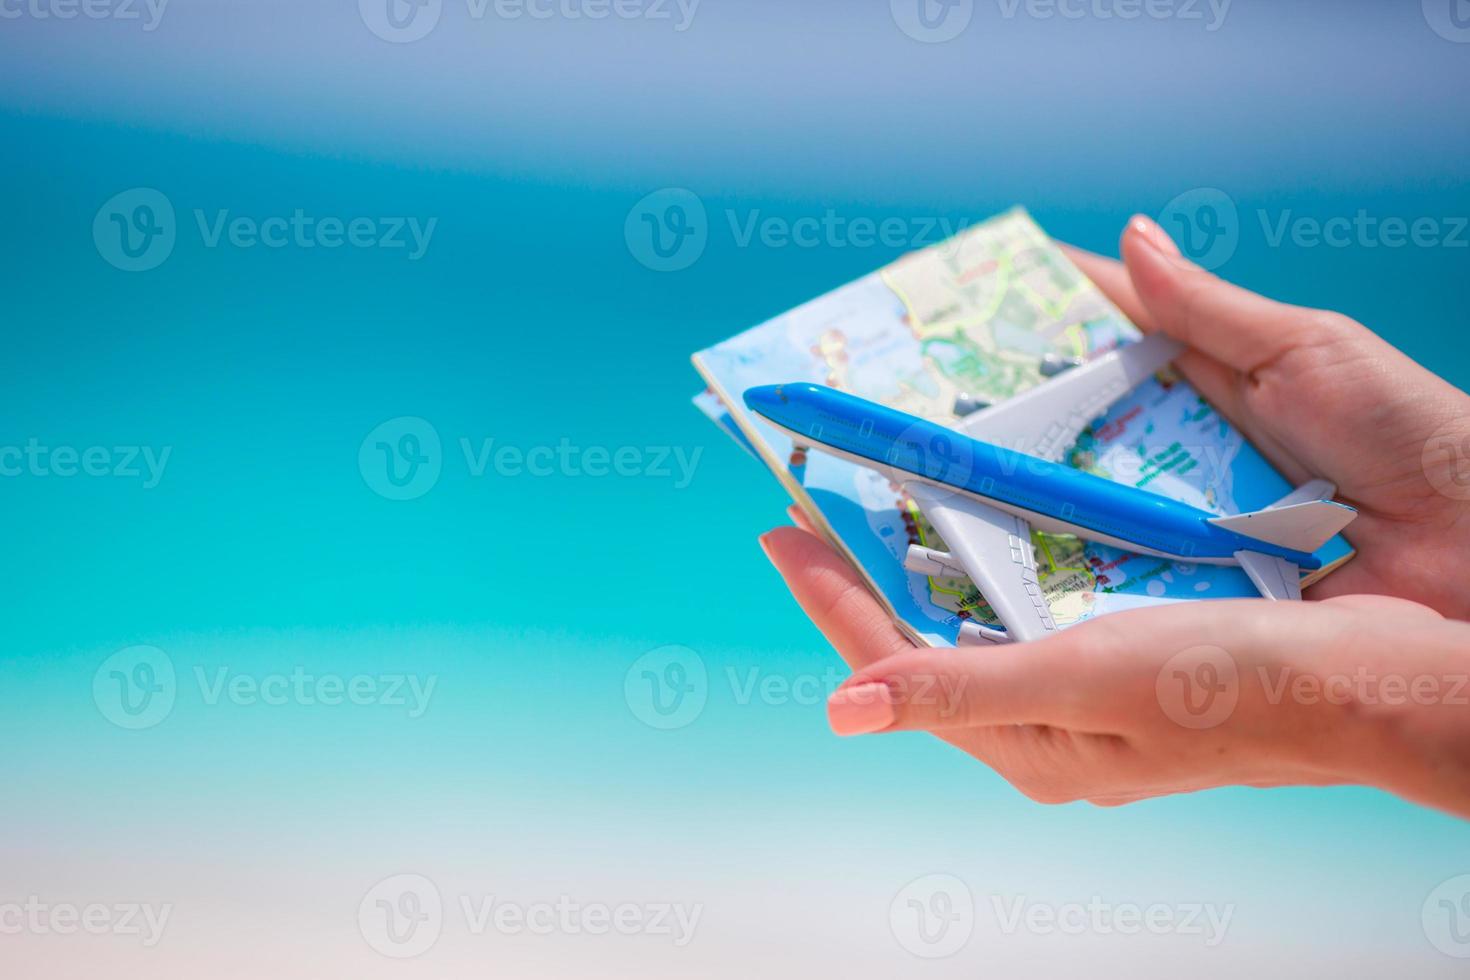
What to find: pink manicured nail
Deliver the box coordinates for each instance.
[1129,214,1181,257]
[827,682,896,736]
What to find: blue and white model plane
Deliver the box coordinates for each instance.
[744,335,1357,645]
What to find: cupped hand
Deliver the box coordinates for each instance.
[1068,216,1470,617]
[758,222,1470,814]
[761,519,1470,818]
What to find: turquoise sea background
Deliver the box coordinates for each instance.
[4,1,1470,976]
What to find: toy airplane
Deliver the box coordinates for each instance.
[743,335,1357,645]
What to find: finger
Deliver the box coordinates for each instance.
[1066,239,1311,484]
[1087,795,1146,808]
[1060,244,1155,333]
[759,526,915,671]
[1064,242,1232,406]
[1317,593,1444,620]
[785,504,819,537]
[825,642,1093,734]
[1121,214,1351,374]
[1169,346,1315,486]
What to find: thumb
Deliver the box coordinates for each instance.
[1121,214,1352,374]
[824,645,1091,735]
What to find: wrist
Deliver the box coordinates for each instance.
[1335,618,1470,817]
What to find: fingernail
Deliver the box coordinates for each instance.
[1129,214,1181,257]
[827,681,896,736]
[757,531,776,560]
[1129,214,1197,271]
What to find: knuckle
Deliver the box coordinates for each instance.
[1255,308,1365,392]
[1010,775,1080,806]
[1297,308,1362,343]
[1279,310,1368,369]
[816,574,874,625]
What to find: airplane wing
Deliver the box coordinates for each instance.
[1233,550,1303,601]
[906,482,1058,644]
[957,334,1183,461]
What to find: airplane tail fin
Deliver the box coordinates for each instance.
[1209,499,1356,554]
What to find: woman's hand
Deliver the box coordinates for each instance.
[758,215,1470,815]
[761,520,1470,818]
[1066,216,1470,618]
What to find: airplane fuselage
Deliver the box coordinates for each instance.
[745,383,1322,570]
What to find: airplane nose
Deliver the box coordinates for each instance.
[742,384,786,420]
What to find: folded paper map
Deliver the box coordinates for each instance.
[692,209,1353,647]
